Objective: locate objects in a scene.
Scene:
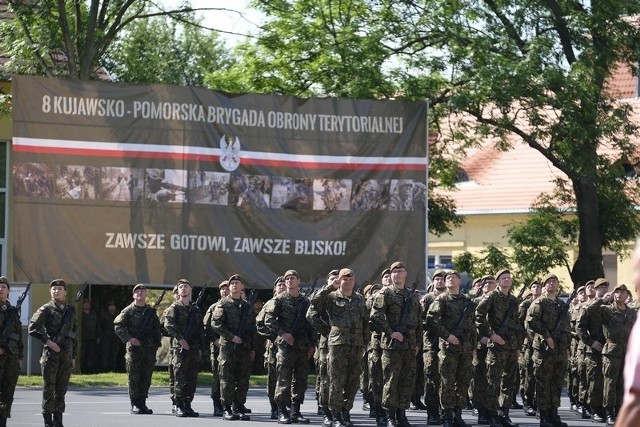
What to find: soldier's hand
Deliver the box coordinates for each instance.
[71,359,76,369]
[46,340,61,353]
[281,332,295,346]
[490,333,505,346]
[479,336,489,345]
[546,337,555,350]
[179,338,190,350]
[232,335,243,344]
[592,341,603,352]
[19,359,23,369]
[446,334,460,346]
[129,338,141,346]
[390,331,404,342]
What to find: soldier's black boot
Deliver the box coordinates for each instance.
[185,401,200,417]
[591,406,605,423]
[43,413,53,427]
[0,416,6,427]
[290,402,309,424]
[322,407,334,427]
[386,409,398,427]
[278,405,292,424]
[214,398,224,417]
[582,405,592,420]
[426,405,442,425]
[477,408,491,425]
[223,404,240,421]
[139,398,153,414]
[342,409,353,427]
[171,398,177,414]
[175,401,189,418]
[233,403,249,420]
[605,407,615,426]
[498,408,518,427]
[396,408,412,427]
[270,401,280,420]
[332,410,347,427]
[550,408,567,427]
[52,412,64,427]
[453,407,467,427]
[130,399,142,414]
[487,410,502,427]
[235,403,252,414]
[376,406,388,427]
[441,409,454,427]
[539,409,554,427]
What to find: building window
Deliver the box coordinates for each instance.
[428,254,453,269]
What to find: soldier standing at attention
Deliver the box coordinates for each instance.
[113,284,162,415]
[525,273,571,427]
[210,274,256,421]
[203,280,231,417]
[310,268,370,427]
[368,269,391,427]
[475,269,521,427]
[426,270,476,427]
[164,278,203,418]
[263,269,316,424]
[519,280,542,417]
[0,277,23,427]
[371,261,422,427]
[28,279,77,427]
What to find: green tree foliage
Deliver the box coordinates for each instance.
[244,0,640,285]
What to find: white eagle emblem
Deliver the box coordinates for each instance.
[220,135,241,172]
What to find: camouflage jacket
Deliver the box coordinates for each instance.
[0,301,23,358]
[28,300,77,357]
[601,304,637,357]
[113,302,162,348]
[577,298,608,353]
[421,291,443,351]
[426,292,476,351]
[310,285,369,347]
[210,296,257,350]
[370,285,422,350]
[261,292,315,350]
[525,295,571,353]
[163,300,204,349]
[475,289,521,350]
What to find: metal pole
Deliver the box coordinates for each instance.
[424,99,430,290]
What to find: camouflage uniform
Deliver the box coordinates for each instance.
[370,285,422,424]
[257,297,281,418]
[426,291,475,423]
[262,291,315,415]
[518,297,536,413]
[310,283,369,422]
[421,290,444,424]
[0,299,23,420]
[573,298,590,411]
[475,289,521,423]
[210,295,257,416]
[306,295,331,415]
[203,300,224,414]
[113,302,162,411]
[525,294,571,424]
[164,300,204,415]
[28,300,77,417]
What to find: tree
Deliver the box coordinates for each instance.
[246,0,640,286]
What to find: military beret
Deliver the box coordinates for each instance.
[521,289,532,300]
[339,268,354,278]
[327,269,340,279]
[481,275,496,284]
[576,285,586,293]
[172,285,179,295]
[177,278,192,287]
[284,269,300,279]
[445,270,461,279]
[529,280,541,288]
[494,269,511,280]
[389,261,406,272]
[0,276,8,289]
[228,274,243,283]
[613,283,628,293]
[541,273,558,285]
[472,278,482,288]
[584,280,595,287]
[363,284,374,296]
[594,278,609,288]
[50,279,66,289]
[432,269,447,279]
[132,283,147,293]
[273,277,285,287]
[218,280,230,289]
[380,268,391,278]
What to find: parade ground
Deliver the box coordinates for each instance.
[10,386,602,427]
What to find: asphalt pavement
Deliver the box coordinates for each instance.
[10,386,601,426]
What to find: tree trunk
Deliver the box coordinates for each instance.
[570,176,605,287]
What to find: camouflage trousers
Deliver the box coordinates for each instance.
[368,348,383,408]
[381,348,416,410]
[360,350,369,402]
[532,348,567,410]
[423,349,440,409]
[327,345,363,412]
[315,345,330,407]
[210,344,220,400]
[486,346,519,410]
[519,345,535,405]
[275,345,309,405]
[266,343,278,405]
[585,352,604,407]
[125,344,157,401]
[438,345,472,411]
[602,354,624,409]
[172,347,201,403]
[40,348,74,413]
[218,344,252,406]
[472,346,489,410]
[0,353,19,417]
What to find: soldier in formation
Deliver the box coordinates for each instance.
[0,277,23,427]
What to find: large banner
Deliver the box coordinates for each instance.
[11,76,427,289]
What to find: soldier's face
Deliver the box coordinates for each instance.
[391,268,407,286]
[220,286,231,298]
[177,283,192,298]
[432,276,445,290]
[285,274,301,295]
[382,274,391,286]
[229,280,244,297]
[585,283,596,297]
[51,285,67,302]
[445,275,460,291]
[614,289,626,305]
[134,288,147,304]
[577,291,586,302]
[543,278,559,293]
[531,283,542,297]
[339,274,355,293]
[596,285,609,298]
[497,274,512,293]
[274,281,286,295]
[484,280,498,293]
[0,283,7,301]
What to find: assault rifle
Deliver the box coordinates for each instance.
[447,299,475,348]
[391,272,421,348]
[233,288,259,350]
[0,281,30,353]
[543,289,578,353]
[135,288,166,342]
[495,285,527,338]
[180,283,209,351]
[286,278,318,342]
[76,282,89,302]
